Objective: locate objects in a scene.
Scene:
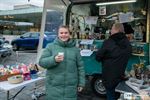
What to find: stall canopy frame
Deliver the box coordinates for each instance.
[36,0,69,62]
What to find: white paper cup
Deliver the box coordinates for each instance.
[58,52,64,56]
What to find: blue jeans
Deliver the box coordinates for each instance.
[105,84,120,100]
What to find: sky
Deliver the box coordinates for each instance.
[0,0,44,10]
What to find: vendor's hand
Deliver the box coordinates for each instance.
[78,87,83,92]
[55,55,64,62]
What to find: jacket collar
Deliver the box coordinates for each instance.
[54,38,75,47]
[110,32,126,42]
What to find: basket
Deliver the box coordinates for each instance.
[7,75,23,84]
[0,73,21,82]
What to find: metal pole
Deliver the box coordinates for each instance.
[36,0,47,63]
[147,0,150,63]
[146,0,150,43]
[7,91,9,100]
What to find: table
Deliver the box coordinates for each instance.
[115,81,138,94]
[115,81,150,99]
[0,77,45,100]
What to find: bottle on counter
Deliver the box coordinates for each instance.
[105,30,110,39]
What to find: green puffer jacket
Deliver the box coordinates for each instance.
[39,38,85,100]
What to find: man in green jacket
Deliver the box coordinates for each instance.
[39,25,85,100]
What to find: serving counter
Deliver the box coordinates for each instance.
[81,40,149,75]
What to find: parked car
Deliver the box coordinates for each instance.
[0,38,12,58]
[11,32,57,50]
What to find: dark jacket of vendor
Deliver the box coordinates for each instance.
[96,23,132,88]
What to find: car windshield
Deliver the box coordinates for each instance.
[44,32,57,35]
[31,32,39,38]
[21,32,31,38]
[21,32,57,38]
[21,32,39,38]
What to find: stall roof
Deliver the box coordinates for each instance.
[0,20,33,26]
[69,0,134,4]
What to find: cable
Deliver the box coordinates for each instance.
[61,0,67,7]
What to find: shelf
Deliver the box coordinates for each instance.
[132,53,145,56]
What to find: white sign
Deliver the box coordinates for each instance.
[124,93,133,99]
[80,39,94,45]
[119,12,133,23]
[80,49,93,56]
[85,16,98,25]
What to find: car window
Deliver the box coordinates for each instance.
[21,32,31,38]
[31,32,39,38]
[45,32,56,35]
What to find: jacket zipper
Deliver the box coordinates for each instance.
[63,47,67,100]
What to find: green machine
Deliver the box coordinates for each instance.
[83,40,149,74]
[82,40,103,75]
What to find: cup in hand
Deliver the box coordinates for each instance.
[58,52,64,61]
[58,52,64,56]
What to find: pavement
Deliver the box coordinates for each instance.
[0,50,106,100]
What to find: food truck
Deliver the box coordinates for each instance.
[38,0,150,96]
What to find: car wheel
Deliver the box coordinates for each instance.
[91,75,106,97]
[35,43,39,50]
[1,54,7,58]
[4,40,9,44]
[13,44,19,51]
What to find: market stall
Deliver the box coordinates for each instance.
[38,0,150,97]
[65,0,150,97]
